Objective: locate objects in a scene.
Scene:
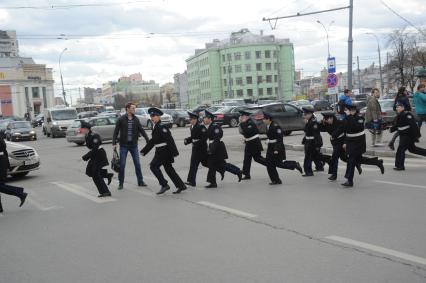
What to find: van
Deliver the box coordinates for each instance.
[43,106,78,138]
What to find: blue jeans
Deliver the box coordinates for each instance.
[119,144,143,185]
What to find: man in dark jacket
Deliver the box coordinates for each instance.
[112,102,150,190]
[0,130,28,213]
[82,121,112,197]
[140,108,187,195]
[302,107,324,176]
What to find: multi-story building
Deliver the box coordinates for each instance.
[0,30,19,58]
[186,28,295,107]
[174,71,188,108]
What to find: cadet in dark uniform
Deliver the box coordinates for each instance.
[263,112,303,185]
[302,107,324,176]
[391,101,426,170]
[203,110,242,188]
[0,130,28,213]
[140,108,187,195]
[239,110,267,180]
[184,111,208,187]
[81,121,112,197]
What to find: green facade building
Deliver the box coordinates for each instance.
[186,29,295,107]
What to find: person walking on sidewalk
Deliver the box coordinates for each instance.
[112,102,150,190]
[365,88,384,147]
[413,84,426,129]
[389,87,411,150]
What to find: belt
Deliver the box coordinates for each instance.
[192,139,200,142]
[331,133,344,140]
[304,136,314,140]
[155,142,167,148]
[267,139,277,144]
[346,131,365,138]
[0,152,4,156]
[209,140,215,144]
[398,125,410,131]
[245,134,259,142]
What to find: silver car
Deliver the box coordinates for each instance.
[66,117,118,146]
[135,108,173,129]
[6,141,41,178]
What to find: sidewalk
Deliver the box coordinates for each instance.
[283,127,426,158]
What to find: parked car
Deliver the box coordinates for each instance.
[5,121,37,141]
[32,113,44,127]
[44,106,78,138]
[213,106,248,127]
[248,103,305,135]
[311,100,332,111]
[97,112,120,118]
[353,100,367,111]
[359,99,397,129]
[0,120,9,132]
[5,141,41,178]
[192,105,210,115]
[206,105,223,113]
[77,111,98,119]
[289,100,315,111]
[162,109,190,127]
[134,107,173,129]
[66,116,118,146]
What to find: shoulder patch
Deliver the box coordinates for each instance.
[248,125,252,128]
[201,128,206,132]
[276,128,282,134]
[313,124,318,129]
[93,138,99,144]
[358,119,363,124]
[214,128,219,134]
[162,127,168,133]
[407,114,412,119]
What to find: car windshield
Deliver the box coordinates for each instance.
[297,100,311,105]
[70,120,83,128]
[215,107,231,113]
[51,110,77,120]
[11,121,32,129]
[380,100,394,109]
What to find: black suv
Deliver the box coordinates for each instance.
[161,109,190,127]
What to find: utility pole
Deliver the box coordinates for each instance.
[79,87,82,104]
[366,32,384,95]
[59,48,68,106]
[357,56,362,93]
[227,61,232,99]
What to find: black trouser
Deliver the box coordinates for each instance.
[150,156,185,188]
[91,168,110,195]
[207,159,240,184]
[242,149,268,177]
[389,132,399,146]
[344,154,362,183]
[265,153,298,182]
[395,136,426,169]
[187,150,208,185]
[0,182,26,211]
[303,144,324,174]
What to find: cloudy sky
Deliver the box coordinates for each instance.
[0,0,425,99]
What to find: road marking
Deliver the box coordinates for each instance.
[51,182,116,203]
[125,186,155,197]
[197,201,257,218]
[374,180,426,190]
[326,235,426,266]
[27,197,62,211]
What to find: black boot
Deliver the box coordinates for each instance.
[0,195,3,213]
[356,164,362,175]
[156,184,170,195]
[173,185,187,194]
[378,159,384,174]
[328,174,337,181]
[295,162,303,174]
[107,173,113,185]
[19,193,28,207]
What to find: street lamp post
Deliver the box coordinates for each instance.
[366,32,384,95]
[317,20,334,58]
[59,48,68,106]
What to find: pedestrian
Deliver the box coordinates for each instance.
[81,121,112,197]
[262,112,303,185]
[413,84,426,129]
[389,87,411,150]
[112,102,150,190]
[341,104,366,187]
[391,101,426,171]
[140,108,187,195]
[337,89,353,119]
[184,111,208,187]
[0,130,28,213]
[365,88,384,146]
[301,107,324,176]
[203,110,242,188]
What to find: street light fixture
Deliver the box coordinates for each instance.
[317,20,334,58]
[366,32,384,95]
[59,48,68,106]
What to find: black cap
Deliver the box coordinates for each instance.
[262,111,272,120]
[302,107,314,114]
[239,109,251,116]
[395,101,405,108]
[187,111,199,119]
[321,112,335,119]
[80,121,92,129]
[148,107,163,116]
[204,110,215,119]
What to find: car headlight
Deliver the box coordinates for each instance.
[52,121,58,126]
[30,130,35,134]
[13,132,21,135]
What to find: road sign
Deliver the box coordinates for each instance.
[327,57,336,73]
[326,73,338,88]
[328,87,338,95]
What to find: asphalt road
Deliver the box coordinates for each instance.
[1,126,426,283]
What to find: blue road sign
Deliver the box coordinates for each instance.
[328,57,336,73]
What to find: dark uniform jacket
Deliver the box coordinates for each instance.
[141,122,179,164]
[266,122,286,160]
[319,118,345,146]
[185,123,208,155]
[206,123,228,161]
[239,119,263,153]
[0,134,10,181]
[390,111,421,139]
[343,114,366,155]
[112,114,149,146]
[302,117,323,148]
[82,131,109,177]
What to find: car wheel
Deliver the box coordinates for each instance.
[11,172,29,178]
[75,142,85,146]
[229,118,238,128]
[179,120,185,127]
[6,135,10,141]
[147,120,153,130]
[283,131,292,136]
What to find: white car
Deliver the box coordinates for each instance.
[6,141,40,178]
[134,108,173,129]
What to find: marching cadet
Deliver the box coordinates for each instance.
[0,130,28,213]
[81,121,113,197]
[391,101,426,170]
[141,108,187,195]
[301,107,324,177]
[203,110,242,188]
[184,111,208,187]
[239,109,268,180]
[262,112,303,185]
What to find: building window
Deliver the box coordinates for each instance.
[228,66,232,73]
[266,75,272,83]
[267,88,273,95]
[257,76,262,83]
[245,51,251,60]
[236,77,243,86]
[266,63,272,71]
[234,52,241,61]
[246,76,252,84]
[247,89,253,96]
[258,88,263,96]
[224,79,227,86]
[273,50,278,58]
[229,78,233,85]
[32,87,40,98]
[227,54,232,61]
[256,63,262,71]
[255,51,261,59]
[265,50,271,58]
[222,54,225,62]
[223,66,227,74]
[274,63,278,70]
[235,65,242,73]
[274,75,278,82]
[236,89,243,97]
[224,91,228,97]
[275,87,279,95]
